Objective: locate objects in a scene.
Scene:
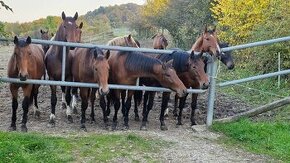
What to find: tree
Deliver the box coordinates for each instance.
[0,1,13,12]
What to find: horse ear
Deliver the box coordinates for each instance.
[73,12,78,20]
[151,34,157,39]
[13,36,18,45]
[165,59,174,68]
[105,50,110,59]
[61,11,66,20]
[51,33,54,37]
[79,22,83,29]
[213,26,216,32]
[128,34,132,40]
[203,25,208,33]
[26,36,32,44]
[40,29,43,34]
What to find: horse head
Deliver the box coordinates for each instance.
[152,33,168,49]
[189,51,209,89]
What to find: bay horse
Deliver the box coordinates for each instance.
[102,50,187,130]
[40,29,53,53]
[140,50,209,130]
[171,42,235,118]
[70,47,110,131]
[7,36,45,132]
[45,11,82,126]
[152,33,168,49]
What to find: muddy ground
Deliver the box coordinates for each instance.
[0,45,274,162]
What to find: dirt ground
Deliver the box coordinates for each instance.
[0,45,274,162]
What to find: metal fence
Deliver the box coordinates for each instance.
[1,35,290,127]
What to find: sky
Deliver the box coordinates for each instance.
[0,0,145,23]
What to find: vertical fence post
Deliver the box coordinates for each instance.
[278,52,281,88]
[61,46,66,81]
[206,55,218,127]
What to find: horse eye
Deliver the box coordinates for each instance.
[192,66,197,69]
[206,38,210,41]
[63,25,66,28]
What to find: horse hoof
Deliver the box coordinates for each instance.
[20,125,28,132]
[191,122,197,126]
[134,116,140,121]
[140,125,147,131]
[8,125,16,131]
[160,125,168,131]
[73,107,78,114]
[48,120,55,128]
[80,125,87,132]
[176,122,183,126]
[34,110,41,118]
[90,118,96,124]
[122,125,129,130]
[67,115,73,123]
[61,102,66,109]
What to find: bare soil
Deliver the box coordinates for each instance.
[0,45,274,162]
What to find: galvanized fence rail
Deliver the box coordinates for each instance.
[1,35,290,127]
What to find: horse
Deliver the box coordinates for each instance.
[139,50,209,130]
[40,29,53,53]
[70,47,110,131]
[101,50,187,130]
[152,33,168,49]
[171,42,235,118]
[191,25,221,57]
[7,36,45,132]
[133,34,168,121]
[45,11,83,126]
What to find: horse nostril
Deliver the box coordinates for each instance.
[202,83,209,90]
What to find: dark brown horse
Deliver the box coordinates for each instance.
[40,29,53,53]
[140,50,209,130]
[152,33,168,49]
[70,47,110,131]
[102,51,187,130]
[45,11,82,126]
[7,36,45,132]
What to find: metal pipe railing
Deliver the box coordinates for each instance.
[0,77,207,94]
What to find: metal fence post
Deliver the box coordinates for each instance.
[206,56,218,127]
[61,46,66,81]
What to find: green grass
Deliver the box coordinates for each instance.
[212,119,290,162]
[0,132,169,163]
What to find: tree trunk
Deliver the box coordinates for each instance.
[214,97,290,123]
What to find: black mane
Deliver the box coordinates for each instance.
[123,51,162,73]
[157,50,190,72]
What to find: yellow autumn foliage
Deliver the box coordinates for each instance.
[142,0,169,18]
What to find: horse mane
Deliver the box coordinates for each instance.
[123,51,162,73]
[107,36,127,46]
[84,47,104,64]
[157,50,190,72]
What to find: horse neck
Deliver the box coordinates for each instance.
[191,36,203,53]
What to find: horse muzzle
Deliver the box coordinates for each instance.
[227,62,235,70]
[201,82,209,90]
[19,73,28,81]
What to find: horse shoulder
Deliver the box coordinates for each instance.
[7,55,18,78]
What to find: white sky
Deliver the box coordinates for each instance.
[0,0,145,23]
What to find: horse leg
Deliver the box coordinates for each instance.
[160,92,170,130]
[65,86,73,123]
[112,90,121,131]
[100,94,109,129]
[32,85,41,118]
[71,87,78,114]
[121,90,126,116]
[140,91,156,131]
[20,85,33,132]
[9,84,18,131]
[49,85,57,126]
[173,94,179,117]
[133,90,142,121]
[177,94,188,126]
[60,86,66,109]
[123,90,134,129]
[90,88,97,123]
[141,91,149,130]
[80,87,89,131]
[191,94,198,126]
[105,91,112,117]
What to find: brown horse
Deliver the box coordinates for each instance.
[152,33,168,49]
[102,50,187,130]
[70,47,110,131]
[45,11,82,126]
[7,36,45,132]
[191,26,221,56]
[40,29,53,53]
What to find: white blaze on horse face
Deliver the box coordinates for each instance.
[68,21,73,25]
[210,35,221,53]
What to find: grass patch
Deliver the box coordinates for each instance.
[0,132,169,163]
[212,119,290,162]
